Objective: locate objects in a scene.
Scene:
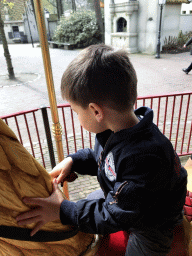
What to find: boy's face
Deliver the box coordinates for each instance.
[69,101,106,134]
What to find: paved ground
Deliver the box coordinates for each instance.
[0,43,192,116]
[0,43,192,201]
[0,43,80,115]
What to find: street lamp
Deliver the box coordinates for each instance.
[155,0,166,59]
[45,10,51,41]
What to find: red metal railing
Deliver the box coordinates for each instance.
[57,104,94,156]
[1,108,47,168]
[1,92,192,171]
[135,92,192,156]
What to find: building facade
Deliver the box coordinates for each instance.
[104,0,191,54]
[0,0,57,44]
[181,2,192,14]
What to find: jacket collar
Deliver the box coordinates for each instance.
[96,107,154,150]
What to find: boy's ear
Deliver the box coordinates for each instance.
[89,103,104,122]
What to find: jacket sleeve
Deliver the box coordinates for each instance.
[186,37,192,47]
[60,153,187,235]
[69,148,98,176]
[75,175,149,234]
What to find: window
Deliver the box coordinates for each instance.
[190,10,192,14]
[12,26,20,38]
[182,11,186,14]
[12,26,19,32]
[117,18,127,32]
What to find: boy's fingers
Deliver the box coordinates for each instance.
[49,169,60,179]
[56,171,68,184]
[50,158,73,184]
[22,197,45,206]
[16,208,41,222]
[17,215,41,226]
[30,221,44,237]
[52,178,60,191]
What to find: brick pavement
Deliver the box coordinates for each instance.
[0,43,192,201]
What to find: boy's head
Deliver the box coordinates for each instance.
[61,44,137,112]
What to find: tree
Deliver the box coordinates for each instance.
[0,0,15,80]
[71,0,76,12]
[48,0,63,19]
[57,0,64,19]
[93,0,104,42]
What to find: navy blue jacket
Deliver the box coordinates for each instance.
[60,107,187,235]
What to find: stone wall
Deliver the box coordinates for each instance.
[179,14,192,33]
[162,5,181,42]
[137,0,159,54]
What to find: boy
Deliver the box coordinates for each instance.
[16,44,187,255]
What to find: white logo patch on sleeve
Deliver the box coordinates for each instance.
[105,152,116,182]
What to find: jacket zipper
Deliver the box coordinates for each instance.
[98,151,104,172]
[109,181,128,205]
[114,181,128,198]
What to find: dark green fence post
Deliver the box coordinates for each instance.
[41,106,56,169]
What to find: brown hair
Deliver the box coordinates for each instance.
[61,44,137,112]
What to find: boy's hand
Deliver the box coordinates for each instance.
[50,157,77,184]
[16,179,64,236]
[184,190,192,222]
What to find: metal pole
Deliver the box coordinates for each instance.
[47,19,51,41]
[33,0,69,199]
[155,4,163,59]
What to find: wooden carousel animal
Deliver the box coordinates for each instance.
[0,118,99,256]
